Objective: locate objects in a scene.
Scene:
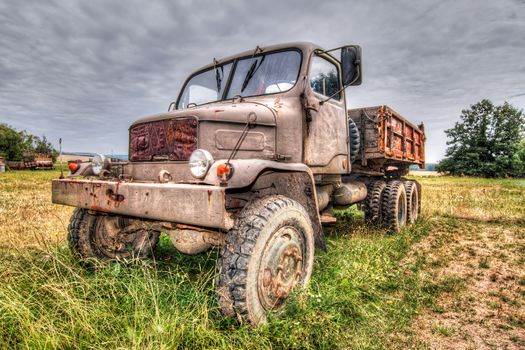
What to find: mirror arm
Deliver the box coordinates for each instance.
[315,46,349,55]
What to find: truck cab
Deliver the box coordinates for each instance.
[52,42,424,326]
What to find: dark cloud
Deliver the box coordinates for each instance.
[1,0,524,162]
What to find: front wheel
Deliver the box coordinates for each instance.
[216,195,315,325]
[67,209,160,260]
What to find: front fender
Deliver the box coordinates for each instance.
[202,159,312,188]
[203,160,325,249]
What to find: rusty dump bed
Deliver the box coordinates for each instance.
[348,105,426,170]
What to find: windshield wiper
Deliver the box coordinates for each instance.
[241,55,265,93]
[213,58,223,93]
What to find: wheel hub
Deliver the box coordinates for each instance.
[94,216,147,259]
[258,226,304,310]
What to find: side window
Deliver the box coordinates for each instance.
[309,56,340,100]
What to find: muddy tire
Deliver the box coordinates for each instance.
[381,180,407,233]
[404,180,420,224]
[67,209,159,260]
[364,179,386,224]
[415,180,422,216]
[216,195,315,325]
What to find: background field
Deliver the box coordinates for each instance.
[0,170,524,349]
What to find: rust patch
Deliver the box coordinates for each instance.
[106,189,124,202]
[130,118,198,161]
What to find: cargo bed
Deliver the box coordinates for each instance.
[348,105,426,174]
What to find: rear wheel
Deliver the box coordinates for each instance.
[364,179,387,224]
[404,180,420,224]
[216,195,315,325]
[381,181,407,233]
[67,209,159,260]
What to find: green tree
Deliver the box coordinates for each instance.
[437,100,525,177]
[0,124,58,162]
[34,135,58,162]
[0,124,30,161]
[513,140,525,177]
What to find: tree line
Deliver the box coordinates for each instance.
[437,100,525,177]
[0,124,58,162]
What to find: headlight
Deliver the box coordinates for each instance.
[189,149,213,179]
[91,154,109,175]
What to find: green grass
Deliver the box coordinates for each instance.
[0,170,523,349]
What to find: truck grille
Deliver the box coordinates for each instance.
[129,118,198,161]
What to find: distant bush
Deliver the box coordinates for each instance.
[436,100,525,178]
[0,124,58,162]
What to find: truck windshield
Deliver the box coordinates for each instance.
[177,50,301,109]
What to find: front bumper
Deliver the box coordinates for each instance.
[51,179,234,230]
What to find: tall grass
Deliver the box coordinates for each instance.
[1,170,523,349]
[414,176,525,223]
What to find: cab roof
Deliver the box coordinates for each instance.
[190,41,323,74]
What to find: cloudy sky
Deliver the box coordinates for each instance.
[1,0,524,162]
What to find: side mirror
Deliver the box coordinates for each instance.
[341,45,362,86]
[168,101,176,112]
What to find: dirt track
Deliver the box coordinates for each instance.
[397,217,525,349]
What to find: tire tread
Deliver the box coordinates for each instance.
[216,195,308,324]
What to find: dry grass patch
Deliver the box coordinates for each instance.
[415,220,523,349]
[0,170,72,249]
[417,176,525,224]
[392,176,525,349]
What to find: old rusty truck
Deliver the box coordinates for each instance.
[52,42,425,325]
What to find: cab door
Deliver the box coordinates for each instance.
[303,54,349,173]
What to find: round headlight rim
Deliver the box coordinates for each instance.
[189,149,213,179]
[91,153,110,175]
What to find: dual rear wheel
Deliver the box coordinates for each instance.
[364,178,420,232]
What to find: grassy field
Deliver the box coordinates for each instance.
[0,170,524,349]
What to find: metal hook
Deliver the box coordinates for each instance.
[252,45,263,57]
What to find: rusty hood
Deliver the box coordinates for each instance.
[131,99,277,127]
[129,100,278,162]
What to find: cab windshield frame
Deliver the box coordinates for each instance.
[175,48,303,110]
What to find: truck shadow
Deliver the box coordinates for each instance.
[324,206,384,238]
[153,233,218,274]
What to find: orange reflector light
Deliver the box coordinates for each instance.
[216,163,232,178]
[68,163,79,173]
